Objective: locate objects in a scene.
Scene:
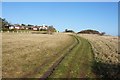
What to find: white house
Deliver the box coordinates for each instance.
[33,27,38,31]
[9,26,14,30]
[39,26,43,30]
[38,25,48,30]
[42,24,48,30]
[21,26,25,29]
[15,26,20,29]
[25,27,28,30]
[43,26,48,30]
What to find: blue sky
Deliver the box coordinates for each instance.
[2,2,118,36]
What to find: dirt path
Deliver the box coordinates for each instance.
[41,35,95,78]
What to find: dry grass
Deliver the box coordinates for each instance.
[78,34,119,78]
[0,33,2,78]
[2,32,74,78]
[78,34,119,64]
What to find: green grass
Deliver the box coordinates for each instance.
[48,36,95,78]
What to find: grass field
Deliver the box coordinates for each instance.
[2,32,119,78]
[0,33,2,78]
[78,34,119,64]
[2,32,74,78]
[78,34,119,78]
[49,36,95,78]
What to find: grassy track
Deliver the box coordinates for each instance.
[48,35,95,78]
[40,35,79,78]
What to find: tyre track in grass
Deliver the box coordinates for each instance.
[48,35,95,78]
[40,35,79,79]
[21,35,76,78]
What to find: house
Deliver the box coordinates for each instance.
[32,26,39,31]
[42,25,48,30]
[38,25,48,31]
[15,26,20,29]
[25,27,29,30]
[21,26,25,30]
[9,25,15,30]
[14,24,21,30]
[43,26,48,30]
[38,26,43,30]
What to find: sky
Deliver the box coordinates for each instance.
[2,2,118,36]
[1,0,120,2]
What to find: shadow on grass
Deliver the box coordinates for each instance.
[92,60,120,78]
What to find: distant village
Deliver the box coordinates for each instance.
[6,24,53,31]
[0,18,106,35]
[0,18,57,33]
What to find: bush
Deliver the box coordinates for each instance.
[78,29,101,34]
